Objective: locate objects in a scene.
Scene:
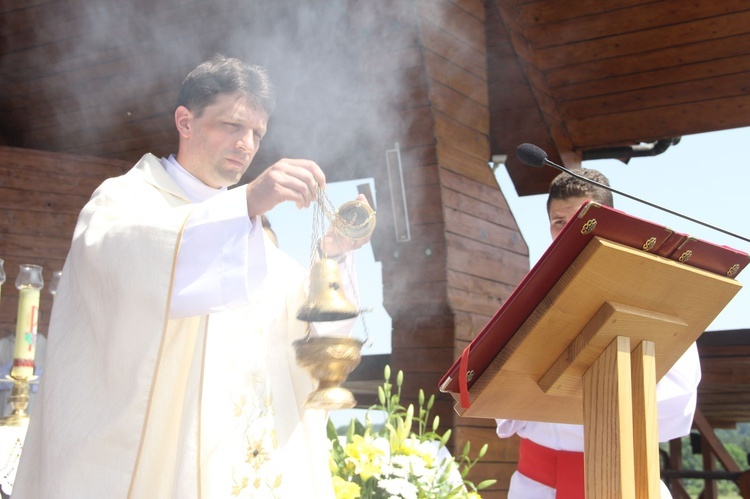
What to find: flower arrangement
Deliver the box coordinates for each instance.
[328,366,497,499]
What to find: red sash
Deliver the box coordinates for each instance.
[517,438,585,498]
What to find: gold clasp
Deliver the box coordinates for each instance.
[580,219,597,235]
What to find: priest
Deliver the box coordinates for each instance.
[13,55,369,499]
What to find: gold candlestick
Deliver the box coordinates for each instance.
[0,376,37,427]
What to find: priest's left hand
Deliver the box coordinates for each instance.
[320,194,373,255]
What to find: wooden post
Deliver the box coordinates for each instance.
[583,336,636,498]
[631,340,660,498]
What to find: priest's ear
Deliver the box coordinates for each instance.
[175,106,194,139]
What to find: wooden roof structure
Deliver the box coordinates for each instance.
[2,1,749,496]
[696,329,750,428]
[4,1,750,193]
[487,0,750,195]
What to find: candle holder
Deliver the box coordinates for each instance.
[0,376,37,427]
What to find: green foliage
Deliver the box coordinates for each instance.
[662,423,750,498]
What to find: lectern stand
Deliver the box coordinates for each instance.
[441,233,745,497]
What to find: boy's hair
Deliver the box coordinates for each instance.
[546,168,614,213]
[176,54,276,117]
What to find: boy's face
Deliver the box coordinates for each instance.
[548,196,590,240]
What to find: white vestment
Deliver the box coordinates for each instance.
[13,153,337,498]
[496,342,701,498]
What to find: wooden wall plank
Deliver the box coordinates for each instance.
[556,53,750,102]
[510,0,649,27]
[0,147,130,177]
[560,71,750,120]
[0,166,102,198]
[438,144,497,188]
[391,314,455,349]
[567,94,750,146]
[455,310,494,342]
[391,346,456,371]
[448,269,516,303]
[424,50,489,106]
[535,11,750,69]
[417,0,486,54]
[547,33,750,89]
[429,79,490,133]
[399,106,439,149]
[19,92,183,142]
[447,286,505,316]
[440,168,511,211]
[382,258,448,286]
[454,0,485,22]
[441,188,512,228]
[434,112,491,162]
[0,210,79,240]
[418,22,487,81]
[445,232,528,286]
[0,0,62,13]
[443,206,526,251]
[1,0,229,77]
[0,188,90,215]
[524,0,750,50]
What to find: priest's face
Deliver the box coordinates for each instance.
[175,92,268,188]
[548,196,589,240]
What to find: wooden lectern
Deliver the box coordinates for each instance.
[439,203,748,498]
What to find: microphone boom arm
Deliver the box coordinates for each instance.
[542,159,750,244]
[514,141,750,245]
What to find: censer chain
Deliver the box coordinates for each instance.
[308,185,372,347]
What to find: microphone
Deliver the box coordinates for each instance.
[515,143,750,244]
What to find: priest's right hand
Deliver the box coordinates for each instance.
[245,158,326,218]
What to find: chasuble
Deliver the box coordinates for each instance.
[13,154,337,498]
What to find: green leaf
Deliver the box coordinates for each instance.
[440,429,451,446]
[326,418,339,441]
[352,418,366,436]
[477,479,498,490]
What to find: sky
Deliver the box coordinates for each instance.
[268,126,750,362]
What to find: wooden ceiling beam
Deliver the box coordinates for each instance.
[521,0,750,50]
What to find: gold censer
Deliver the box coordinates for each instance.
[293,191,375,410]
